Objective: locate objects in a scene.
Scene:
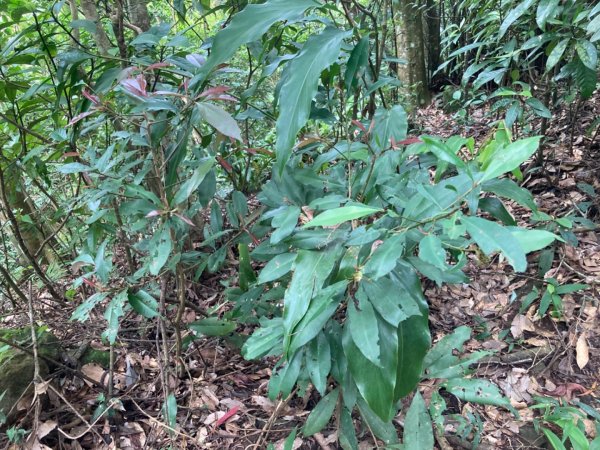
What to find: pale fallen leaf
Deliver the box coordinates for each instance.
[81,363,106,387]
[510,314,535,338]
[576,333,589,369]
[37,420,57,439]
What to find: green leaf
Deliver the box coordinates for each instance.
[257,253,297,284]
[102,291,127,345]
[302,388,338,436]
[71,292,108,322]
[370,105,408,150]
[542,428,568,450]
[574,59,597,99]
[360,277,421,327]
[162,393,177,429]
[536,0,559,29]
[189,318,236,336]
[499,0,536,38]
[195,0,317,78]
[525,97,552,118]
[546,38,570,71]
[173,158,214,205]
[395,311,431,399]
[303,204,381,228]
[269,350,303,399]
[348,298,381,366]
[363,233,406,280]
[482,178,537,210]
[339,407,359,450]
[443,378,512,408]
[276,27,349,173]
[356,398,399,445]
[462,216,527,272]
[149,228,172,276]
[404,392,434,450]
[480,136,541,182]
[344,35,370,96]
[479,197,516,225]
[419,235,447,270]
[306,332,332,395]
[576,39,598,70]
[271,206,301,244]
[129,290,160,318]
[283,248,341,349]
[508,228,559,253]
[238,243,256,291]
[197,103,242,141]
[242,318,284,359]
[58,162,91,174]
[420,136,466,169]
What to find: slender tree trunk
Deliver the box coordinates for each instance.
[80,0,112,56]
[399,0,431,106]
[425,0,441,83]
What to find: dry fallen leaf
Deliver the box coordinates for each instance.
[576,333,590,369]
[510,314,535,338]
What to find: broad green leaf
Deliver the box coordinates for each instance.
[270,206,301,244]
[480,136,541,182]
[546,38,570,71]
[396,313,431,398]
[242,318,284,359]
[303,204,381,228]
[269,350,303,399]
[282,428,298,450]
[276,27,350,173]
[574,59,597,99]
[302,388,338,436]
[536,0,559,29]
[424,326,470,372]
[370,105,408,150]
[348,298,381,366]
[197,103,242,141]
[356,398,399,445]
[360,277,421,327]
[71,292,108,322]
[342,321,395,422]
[363,233,406,280]
[194,0,316,78]
[420,136,465,169]
[102,291,127,345]
[479,197,516,225]
[403,392,434,450]
[149,228,172,276]
[173,158,214,205]
[306,332,332,395]
[508,228,559,253]
[344,35,370,96]
[288,281,348,355]
[283,248,341,349]
[482,178,537,210]
[499,0,536,38]
[129,290,160,318]
[339,407,359,450]
[59,162,91,174]
[189,318,236,336]
[443,378,511,408]
[525,97,552,118]
[462,216,527,272]
[257,253,297,284]
[238,243,256,291]
[576,39,598,70]
[419,235,447,270]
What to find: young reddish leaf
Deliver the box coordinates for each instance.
[215,406,240,427]
[68,111,95,126]
[352,119,367,132]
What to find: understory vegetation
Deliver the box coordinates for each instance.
[0,0,598,448]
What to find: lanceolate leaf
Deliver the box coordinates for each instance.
[302,388,338,436]
[196,103,242,141]
[283,247,341,350]
[193,0,317,80]
[480,136,541,182]
[303,204,381,228]
[536,0,559,30]
[462,216,527,272]
[403,392,434,450]
[443,378,512,408]
[546,38,570,71]
[276,27,349,173]
[257,253,297,284]
[348,298,381,367]
[129,290,160,318]
[499,0,536,39]
[344,34,370,96]
[173,158,214,205]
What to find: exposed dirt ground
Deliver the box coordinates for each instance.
[1,94,599,449]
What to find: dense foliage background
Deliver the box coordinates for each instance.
[0,0,598,448]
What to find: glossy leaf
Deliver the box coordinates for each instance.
[339,407,359,450]
[536,0,559,29]
[499,0,536,39]
[508,228,560,253]
[344,35,370,96]
[363,233,406,280]
[480,136,541,182]
[197,103,242,141]
[348,298,381,366]
[194,0,316,78]
[173,158,214,205]
[303,204,381,228]
[462,216,527,272]
[546,39,570,71]
[443,378,511,408]
[276,27,349,173]
[419,235,447,270]
[302,388,338,436]
[257,253,297,284]
[371,105,408,150]
[306,332,332,395]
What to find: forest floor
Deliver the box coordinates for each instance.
[2,96,600,450]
